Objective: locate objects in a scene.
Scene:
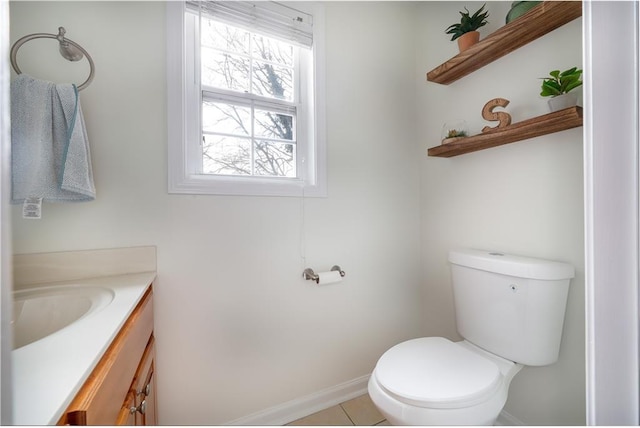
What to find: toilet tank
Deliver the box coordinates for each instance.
[448,249,575,366]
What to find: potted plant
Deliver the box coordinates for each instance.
[540,67,583,112]
[441,120,469,144]
[445,4,489,52]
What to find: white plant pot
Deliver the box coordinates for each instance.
[547,92,578,112]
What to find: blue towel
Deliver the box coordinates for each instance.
[11,74,95,203]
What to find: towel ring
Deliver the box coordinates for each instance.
[10,27,95,91]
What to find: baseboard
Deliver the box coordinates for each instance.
[495,409,525,426]
[224,374,371,426]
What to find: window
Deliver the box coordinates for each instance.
[167,1,326,197]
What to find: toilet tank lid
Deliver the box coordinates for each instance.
[449,249,575,280]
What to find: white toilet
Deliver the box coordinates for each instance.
[368,249,575,425]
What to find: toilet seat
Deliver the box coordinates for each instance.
[374,337,502,409]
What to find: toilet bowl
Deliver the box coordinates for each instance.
[368,337,522,425]
[368,249,575,425]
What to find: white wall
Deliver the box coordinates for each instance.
[417,2,585,425]
[9,1,424,424]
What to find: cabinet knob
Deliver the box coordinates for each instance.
[130,400,147,415]
[137,383,151,397]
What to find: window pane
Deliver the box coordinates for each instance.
[252,34,293,66]
[203,135,251,176]
[254,141,296,177]
[201,19,250,55]
[252,61,293,101]
[254,109,294,141]
[203,101,251,136]
[202,48,250,92]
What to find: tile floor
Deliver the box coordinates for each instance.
[287,394,389,426]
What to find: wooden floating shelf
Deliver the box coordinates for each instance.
[427,106,583,158]
[426,1,582,85]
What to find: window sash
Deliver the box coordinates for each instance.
[199,15,299,103]
[200,92,298,178]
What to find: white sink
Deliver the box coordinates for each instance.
[12,285,115,349]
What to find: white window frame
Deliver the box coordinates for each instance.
[167,1,326,197]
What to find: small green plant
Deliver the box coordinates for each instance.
[540,67,583,97]
[445,4,489,41]
[446,129,467,138]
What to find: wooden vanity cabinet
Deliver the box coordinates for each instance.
[58,285,156,426]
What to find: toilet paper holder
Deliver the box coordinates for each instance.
[303,265,346,283]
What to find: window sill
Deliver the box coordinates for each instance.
[168,173,326,198]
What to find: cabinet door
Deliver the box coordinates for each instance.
[131,336,157,426]
[140,367,157,425]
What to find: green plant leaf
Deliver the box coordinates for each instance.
[565,80,583,93]
[560,67,579,77]
[545,80,562,91]
[559,74,578,92]
[541,80,562,97]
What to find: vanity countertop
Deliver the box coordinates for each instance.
[12,271,156,425]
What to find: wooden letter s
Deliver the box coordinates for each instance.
[481,98,512,133]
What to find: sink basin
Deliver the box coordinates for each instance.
[12,285,115,349]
